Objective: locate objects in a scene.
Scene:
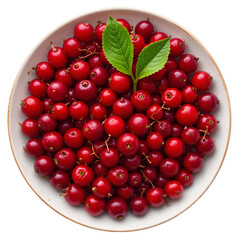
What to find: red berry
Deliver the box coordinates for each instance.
[100,148,120,168]
[191,71,212,91]
[42,131,63,153]
[35,61,54,81]
[72,165,94,186]
[76,146,95,165]
[117,18,131,32]
[161,87,182,108]
[176,169,193,187]
[75,80,97,102]
[52,102,69,121]
[85,194,106,216]
[70,60,90,81]
[195,135,215,155]
[108,72,131,93]
[91,177,112,198]
[21,96,43,118]
[159,158,180,178]
[28,79,47,99]
[34,155,55,177]
[47,81,67,102]
[90,66,108,86]
[21,118,39,138]
[130,196,148,216]
[112,98,134,119]
[69,101,89,120]
[122,154,142,171]
[164,137,184,158]
[104,116,125,138]
[197,114,218,133]
[116,185,134,200]
[176,104,199,126]
[146,132,164,150]
[146,104,164,121]
[37,113,57,132]
[50,170,70,190]
[89,103,107,122]
[131,33,145,57]
[168,69,188,89]
[181,127,200,145]
[128,113,150,137]
[179,54,198,74]
[107,197,128,220]
[54,148,76,171]
[181,85,198,104]
[95,22,106,42]
[47,44,68,69]
[82,120,104,142]
[149,32,168,43]
[165,180,183,199]
[62,37,82,58]
[197,92,219,113]
[154,120,172,138]
[63,183,86,205]
[64,128,84,149]
[99,88,117,107]
[146,187,165,207]
[117,133,140,156]
[25,138,44,157]
[170,38,185,57]
[131,90,152,111]
[183,152,204,173]
[108,166,129,186]
[135,19,154,41]
[74,22,94,43]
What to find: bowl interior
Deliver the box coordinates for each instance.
[8,9,231,231]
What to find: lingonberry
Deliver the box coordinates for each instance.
[55,68,74,87]
[151,95,162,105]
[191,71,212,91]
[138,139,150,156]
[117,18,131,32]
[42,97,54,113]
[135,182,151,196]
[41,131,63,153]
[57,119,74,135]
[149,31,168,43]
[197,114,218,133]
[154,120,172,138]
[21,96,43,118]
[69,100,89,120]
[98,88,117,107]
[95,22,106,42]
[154,174,169,188]
[89,103,107,122]
[159,158,180,178]
[104,116,125,138]
[52,102,69,121]
[181,85,198,104]
[163,109,176,123]
[165,180,183,199]
[131,90,152,111]
[84,194,106,216]
[128,113,150,137]
[82,119,104,142]
[93,161,108,177]
[54,148,76,171]
[112,98,134,119]
[25,138,44,157]
[146,104,164,121]
[74,22,94,43]
[142,166,158,183]
[146,132,164,150]
[108,165,129,186]
[47,81,67,102]
[176,169,193,187]
[197,92,219,113]
[107,197,128,220]
[72,164,94,186]
[50,170,70,190]
[88,54,105,68]
[122,154,142,171]
[148,151,164,168]
[70,60,90,81]
[128,171,142,187]
[165,57,178,73]
[170,38,185,57]
[84,39,102,54]
[181,127,200,145]
[171,123,183,138]
[146,187,165,207]
[195,135,215,155]
[131,33,145,57]
[168,69,188,89]
[130,196,148,216]
[161,87,182,108]
[37,113,57,132]
[76,146,95,165]
[90,66,108,86]
[28,79,47,99]
[34,61,55,81]
[155,78,169,94]
[92,141,106,157]
[100,148,120,168]
[34,155,55,177]
[21,118,39,138]
[176,104,199,126]
[179,54,198,74]
[62,37,82,58]
[108,72,131,93]
[75,80,97,102]
[164,137,184,158]
[135,19,154,41]
[63,183,86,205]
[183,152,204,173]
[91,177,112,198]
[116,184,134,200]
[138,78,156,94]
[64,128,84,149]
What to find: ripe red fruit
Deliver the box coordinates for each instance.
[159,158,180,178]
[50,170,70,190]
[195,135,215,155]
[21,96,43,118]
[104,116,125,137]
[47,81,67,102]
[130,196,148,216]
[99,88,117,107]
[165,180,183,199]
[76,146,95,165]
[21,118,39,138]
[75,80,97,102]
[62,37,82,58]
[164,137,184,158]
[70,60,90,81]
[34,155,55,177]
[54,148,76,171]
[25,138,44,157]
[35,61,55,81]
[112,98,134,119]
[179,54,198,74]
[72,165,94,186]
[135,19,154,41]
[74,23,94,43]
[47,44,68,69]
[42,131,63,153]
[191,71,212,91]
[176,104,199,126]
[131,90,152,111]
[149,31,168,43]
[108,72,131,93]
[82,120,104,142]
[128,113,150,137]
[108,165,129,186]
[64,128,84,149]
[146,187,165,207]
[117,133,140,156]
[69,101,89,120]
[146,132,164,150]
[90,66,108,86]
[161,87,182,108]
[85,194,106,216]
[197,114,218,133]
[181,127,200,145]
[28,79,47,99]
[183,152,204,173]
[89,103,107,122]
[170,38,185,57]
[63,183,86,205]
[131,33,145,57]
[107,197,128,220]
[146,104,164,121]
[91,177,112,198]
[197,92,219,113]
[100,148,120,168]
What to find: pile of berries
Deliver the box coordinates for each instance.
[20,18,219,220]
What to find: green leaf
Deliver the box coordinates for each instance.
[102,16,134,78]
[135,38,170,81]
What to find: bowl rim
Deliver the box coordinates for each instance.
[7,8,232,232]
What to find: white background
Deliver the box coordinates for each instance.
[0,0,238,239]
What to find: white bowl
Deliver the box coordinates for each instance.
[8,9,231,231]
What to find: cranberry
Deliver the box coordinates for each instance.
[76,146,95,165]
[21,118,39,138]
[165,180,183,199]
[195,135,215,155]
[161,87,182,108]
[159,158,180,178]
[82,120,104,142]
[54,148,76,171]
[99,88,117,107]
[90,66,108,86]
[131,90,152,111]
[117,133,140,156]
[128,113,150,137]
[55,68,74,87]
[170,38,185,57]
[100,148,120,168]
[72,165,94,186]
[75,80,97,102]
[85,194,106,216]
[165,57,178,72]
[168,69,188,89]
[122,154,142,171]
[197,114,218,133]
[64,128,84,149]
[38,113,57,132]
[62,37,82,58]
[181,127,200,145]
[42,131,63,153]
[109,72,131,93]
[104,116,125,137]
[108,166,129,186]
[154,120,172,138]
[57,119,73,135]
[88,54,104,68]
[191,71,212,91]
[183,152,204,173]
[91,177,112,198]
[155,78,169,94]
[25,138,44,157]
[128,171,142,187]
[148,151,164,168]
[70,60,90,81]
[34,155,55,177]
[176,104,199,126]
[100,49,110,66]
[131,34,145,57]
[42,98,54,113]
[107,197,128,220]
[74,23,94,43]
[28,79,47,99]
[35,61,55,81]
[149,31,168,43]
[95,22,106,42]
[142,166,158,183]
[197,92,219,113]
[21,96,43,118]
[154,174,169,188]
[146,132,164,150]
[117,18,131,32]
[50,170,70,190]
[112,98,134,119]
[171,123,183,138]
[63,183,86,205]
[69,101,89,120]
[116,185,134,200]
[135,19,154,41]
[164,137,184,158]
[89,103,107,122]
[179,54,198,74]
[93,161,108,177]
[47,81,67,102]
[130,196,148,216]
[181,85,198,104]
[176,169,193,187]
[146,187,165,207]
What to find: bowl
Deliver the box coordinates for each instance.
[8,9,231,231]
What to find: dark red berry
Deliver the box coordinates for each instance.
[21,118,39,138]
[135,19,154,41]
[21,96,43,118]
[117,133,140,156]
[47,81,67,102]
[62,37,82,58]
[75,80,97,102]
[90,66,108,86]
[82,120,104,142]
[63,183,86,205]
[130,196,148,216]
[84,194,106,216]
[76,146,95,165]
[195,135,215,155]
[176,104,199,126]
[159,158,180,178]
[91,177,112,198]
[50,170,70,190]
[34,155,55,177]
[70,60,90,81]
[72,164,94,186]
[104,116,125,138]
[164,137,184,158]
[42,131,63,153]
[170,38,185,57]
[161,87,182,108]
[100,148,120,168]
[37,113,57,132]
[35,61,55,81]
[54,148,76,171]
[183,152,204,173]
[197,92,219,113]
[28,79,47,99]
[25,138,44,157]
[146,187,165,207]
[107,197,128,220]
[165,180,183,199]
[179,54,198,74]
[108,165,129,186]
[64,128,84,149]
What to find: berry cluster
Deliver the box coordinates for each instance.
[20,18,219,220]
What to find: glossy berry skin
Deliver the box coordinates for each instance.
[55,68,74,87]
[21,96,43,118]
[128,171,142,187]
[104,116,125,137]
[89,103,107,122]
[161,87,182,108]
[74,23,94,43]
[42,98,54,113]
[42,131,63,153]
[88,54,104,68]
[54,148,76,171]
[165,57,178,73]
[170,38,185,57]
[154,120,172,138]
[154,174,169,188]
[93,162,108,177]
[64,128,84,149]
[146,104,163,121]
[181,127,200,145]
[138,78,156,94]
[76,146,95,165]
[181,85,198,104]
[146,132,164,150]
[95,23,106,42]
[34,155,55,177]
[122,154,142,171]
[112,98,134,119]
[107,197,128,220]
[168,69,188,89]
[47,45,68,69]
[69,101,89,120]
[75,80,97,102]
[47,81,67,102]
[191,71,212,91]
[131,90,152,111]
[164,137,184,158]
[183,152,204,173]
[70,60,90,81]
[72,165,94,186]
[25,138,44,157]
[84,194,106,216]
[135,20,154,41]
[57,119,74,135]
[62,37,82,58]
[117,133,140,156]
[90,66,108,86]
[142,166,158,182]
[149,31,168,43]
[50,170,70,190]
[99,88,117,107]
[21,118,39,138]
[197,114,217,133]
[82,120,104,142]
[165,180,183,199]
[128,113,150,137]
[195,135,215,155]
[146,187,165,207]
[176,169,193,187]
[91,177,112,198]
[117,18,131,32]
[131,33,145,57]
[171,123,183,138]
[197,92,219,113]
[159,158,180,178]
[63,183,86,205]
[108,166,129,186]
[148,151,164,168]
[100,148,120,168]
[109,72,131,93]
[176,104,199,126]
[28,79,47,99]
[35,61,55,81]
[130,196,148,216]
[179,54,198,74]
[51,103,69,121]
